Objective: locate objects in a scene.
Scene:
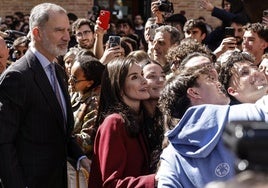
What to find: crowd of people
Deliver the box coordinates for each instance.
[0,0,268,188]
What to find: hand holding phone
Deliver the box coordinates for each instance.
[99,10,110,30]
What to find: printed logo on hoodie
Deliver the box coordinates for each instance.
[215,163,230,177]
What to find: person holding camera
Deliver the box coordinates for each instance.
[151,0,174,25]
[213,16,247,58]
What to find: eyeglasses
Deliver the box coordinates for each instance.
[69,75,87,84]
[75,30,92,38]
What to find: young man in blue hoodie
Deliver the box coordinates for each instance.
[156,52,268,188]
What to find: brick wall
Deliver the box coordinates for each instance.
[0,0,224,29]
[0,0,93,20]
[172,0,222,29]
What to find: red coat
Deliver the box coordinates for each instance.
[88,113,155,188]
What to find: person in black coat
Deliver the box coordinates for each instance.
[0,3,91,188]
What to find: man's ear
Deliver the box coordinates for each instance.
[227,87,238,97]
[260,40,268,51]
[201,32,206,41]
[86,80,94,88]
[32,27,41,41]
[187,87,201,99]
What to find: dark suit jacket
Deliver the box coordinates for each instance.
[0,50,84,188]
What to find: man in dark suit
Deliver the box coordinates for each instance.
[0,3,91,188]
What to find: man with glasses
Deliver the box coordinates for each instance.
[72,18,95,53]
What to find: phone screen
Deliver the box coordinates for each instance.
[225,27,235,37]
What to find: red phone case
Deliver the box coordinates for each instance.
[99,10,110,30]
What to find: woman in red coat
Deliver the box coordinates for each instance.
[88,57,157,187]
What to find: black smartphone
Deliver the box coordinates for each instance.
[225,27,235,37]
[108,36,121,48]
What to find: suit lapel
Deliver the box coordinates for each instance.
[26,51,66,133]
[55,64,74,134]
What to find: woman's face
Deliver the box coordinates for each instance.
[69,61,92,94]
[143,63,165,99]
[122,63,150,108]
[64,55,75,76]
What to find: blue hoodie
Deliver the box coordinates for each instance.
[157,103,268,188]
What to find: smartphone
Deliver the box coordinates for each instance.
[99,10,110,30]
[109,36,121,48]
[225,27,235,37]
[149,24,159,41]
[263,9,268,17]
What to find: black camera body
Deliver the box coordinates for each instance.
[223,121,268,172]
[158,0,174,13]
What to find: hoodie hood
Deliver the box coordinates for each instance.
[166,104,230,158]
[157,103,268,188]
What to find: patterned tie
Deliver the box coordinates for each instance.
[48,63,66,125]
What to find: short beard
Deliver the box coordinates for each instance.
[42,32,67,57]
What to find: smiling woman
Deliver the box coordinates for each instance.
[88,56,157,187]
[141,60,165,173]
